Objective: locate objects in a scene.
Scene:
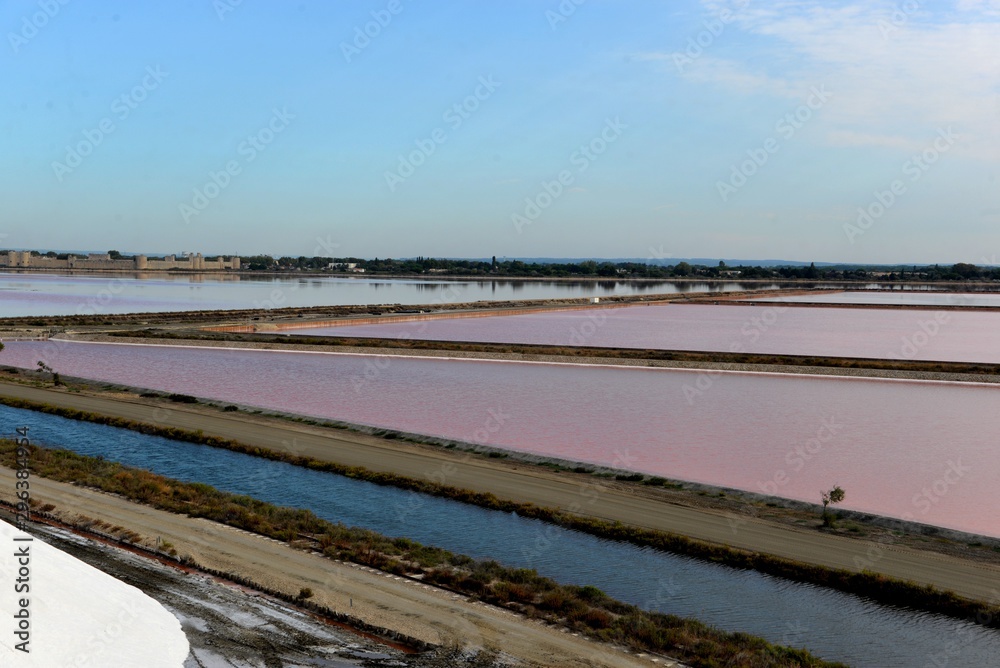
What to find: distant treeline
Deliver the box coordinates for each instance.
[238,255,1000,281]
[10,248,995,280]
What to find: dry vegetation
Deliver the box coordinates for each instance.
[0,439,842,668]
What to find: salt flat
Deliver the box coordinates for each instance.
[0,518,188,666]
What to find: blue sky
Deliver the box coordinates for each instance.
[2,0,998,263]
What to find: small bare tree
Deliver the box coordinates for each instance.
[36,360,61,386]
[821,485,845,527]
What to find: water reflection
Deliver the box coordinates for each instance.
[0,272,776,317]
[4,270,994,318]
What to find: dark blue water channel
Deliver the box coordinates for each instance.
[3,405,996,667]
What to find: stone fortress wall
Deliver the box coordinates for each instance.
[0,252,240,271]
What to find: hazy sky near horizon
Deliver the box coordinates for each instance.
[2,0,998,263]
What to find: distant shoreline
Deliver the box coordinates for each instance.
[4,266,1000,287]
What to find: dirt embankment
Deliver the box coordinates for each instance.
[0,470,668,668]
[71,329,1000,384]
[2,380,999,605]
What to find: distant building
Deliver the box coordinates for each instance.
[0,251,240,271]
[327,262,365,273]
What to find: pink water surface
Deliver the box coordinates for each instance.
[289,303,1000,364]
[2,340,997,538]
[754,291,1000,307]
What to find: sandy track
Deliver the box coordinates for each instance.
[8,520,407,667]
[2,381,999,605]
[0,468,665,668]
